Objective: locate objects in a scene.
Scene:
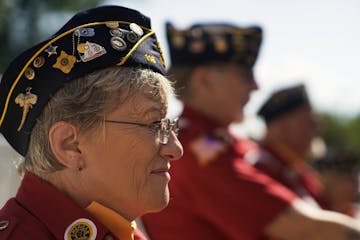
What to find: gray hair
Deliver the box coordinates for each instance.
[25,66,173,175]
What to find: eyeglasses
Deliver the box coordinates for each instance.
[104,118,179,145]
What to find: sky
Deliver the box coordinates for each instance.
[104,0,359,111]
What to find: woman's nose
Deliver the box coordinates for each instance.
[160,132,183,161]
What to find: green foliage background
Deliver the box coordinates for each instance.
[0,0,100,73]
[319,113,360,156]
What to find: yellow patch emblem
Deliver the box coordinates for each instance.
[53,50,76,74]
[144,53,156,64]
[64,218,97,240]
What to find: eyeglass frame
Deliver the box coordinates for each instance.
[104,118,179,145]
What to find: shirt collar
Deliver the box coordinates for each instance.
[86,201,136,240]
[16,172,110,239]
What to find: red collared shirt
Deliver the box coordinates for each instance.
[244,142,328,209]
[142,106,296,240]
[0,172,146,240]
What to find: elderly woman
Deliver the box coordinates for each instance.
[0,5,182,240]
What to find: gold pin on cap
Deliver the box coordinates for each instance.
[24,67,35,80]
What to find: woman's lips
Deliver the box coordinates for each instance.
[151,167,171,180]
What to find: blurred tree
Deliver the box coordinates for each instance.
[0,0,100,73]
[319,112,360,156]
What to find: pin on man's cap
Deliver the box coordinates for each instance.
[166,22,262,68]
[258,84,310,123]
[0,5,166,156]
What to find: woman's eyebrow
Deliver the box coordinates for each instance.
[141,105,166,119]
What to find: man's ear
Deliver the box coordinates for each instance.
[48,121,84,171]
[190,66,214,92]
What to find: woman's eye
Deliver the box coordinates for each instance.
[149,121,161,131]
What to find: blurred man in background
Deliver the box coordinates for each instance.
[313,147,360,217]
[141,22,360,240]
[245,84,328,208]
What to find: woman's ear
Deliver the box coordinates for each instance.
[48,122,83,171]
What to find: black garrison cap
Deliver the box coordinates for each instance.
[166,22,262,68]
[0,5,166,156]
[258,84,310,123]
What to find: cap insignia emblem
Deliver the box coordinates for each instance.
[53,50,76,74]
[15,87,38,131]
[33,56,45,68]
[45,45,58,57]
[24,67,35,80]
[74,28,95,37]
[77,41,107,62]
[144,54,157,64]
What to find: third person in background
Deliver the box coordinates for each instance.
[313,147,360,217]
[245,84,329,209]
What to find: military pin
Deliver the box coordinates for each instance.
[172,34,185,49]
[106,21,119,29]
[64,218,97,240]
[79,41,107,62]
[189,40,205,53]
[126,32,139,43]
[33,56,45,68]
[214,38,228,53]
[111,37,127,51]
[15,87,38,131]
[45,45,58,57]
[109,28,125,38]
[52,51,76,74]
[129,23,143,36]
[0,220,9,231]
[190,27,203,38]
[24,67,35,80]
[74,28,95,37]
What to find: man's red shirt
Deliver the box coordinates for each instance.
[142,106,297,240]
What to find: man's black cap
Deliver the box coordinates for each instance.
[0,5,166,156]
[258,84,310,123]
[166,22,262,68]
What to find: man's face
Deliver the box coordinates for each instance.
[204,64,258,124]
[281,105,318,155]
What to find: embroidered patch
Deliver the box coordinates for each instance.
[144,54,156,64]
[64,218,97,240]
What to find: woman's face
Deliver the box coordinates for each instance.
[78,86,183,220]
